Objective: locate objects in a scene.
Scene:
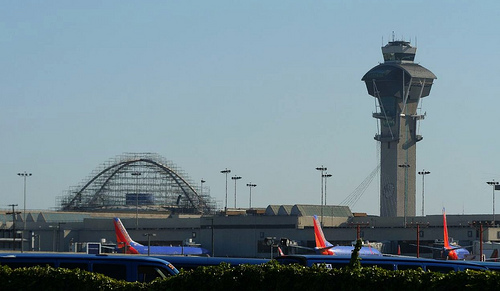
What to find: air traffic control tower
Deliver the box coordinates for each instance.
[362,40,436,218]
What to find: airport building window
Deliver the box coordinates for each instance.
[497,231,500,239]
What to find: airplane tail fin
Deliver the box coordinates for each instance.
[277,246,285,256]
[442,208,452,250]
[313,215,333,255]
[113,217,141,254]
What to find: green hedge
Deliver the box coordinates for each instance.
[0,264,140,291]
[150,262,500,291]
[2,262,500,291]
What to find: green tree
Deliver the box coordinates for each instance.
[348,239,362,269]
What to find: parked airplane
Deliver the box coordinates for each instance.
[312,215,382,256]
[113,217,210,256]
[438,209,470,260]
[416,209,470,260]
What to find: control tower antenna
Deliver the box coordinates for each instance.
[361,40,436,218]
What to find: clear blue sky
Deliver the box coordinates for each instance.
[2,1,500,216]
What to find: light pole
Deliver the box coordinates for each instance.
[418,170,430,216]
[316,166,327,225]
[246,183,256,208]
[323,173,332,205]
[143,233,156,256]
[17,172,32,253]
[131,171,141,229]
[231,176,242,208]
[220,169,231,211]
[398,163,410,227]
[200,179,206,197]
[487,180,500,224]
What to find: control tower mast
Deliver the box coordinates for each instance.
[362,40,436,218]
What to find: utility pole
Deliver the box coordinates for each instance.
[406,222,429,258]
[470,221,490,262]
[7,204,21,251]
[349,222,370,240]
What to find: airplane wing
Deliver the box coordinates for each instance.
[410,244,468,251]
[409,244,441,250]
[288,245,334,252]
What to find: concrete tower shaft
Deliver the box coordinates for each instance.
[362,41,436,218]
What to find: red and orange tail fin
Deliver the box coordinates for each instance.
[313,215,334,255]
[114,218,134,246]
[313,215,327,249]
[442,208,452,250]
[277,246,285,256]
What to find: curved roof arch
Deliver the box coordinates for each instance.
[58,153,215,214]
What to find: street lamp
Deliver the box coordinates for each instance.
[17,172,32,253]
[418,170,430,216]
[231,176,242,208]
[316,166,327,224]
[143,233,156,256]
[487,180,500,224]
[131,171,141,229]
[246,183,257,209]
[220,169,231,211]
[398,163,410,227]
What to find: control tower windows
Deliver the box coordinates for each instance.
[383,52,416,63]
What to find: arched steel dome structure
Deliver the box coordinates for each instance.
[58,153,215,214]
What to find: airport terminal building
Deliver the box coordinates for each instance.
[1,205,499,259]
